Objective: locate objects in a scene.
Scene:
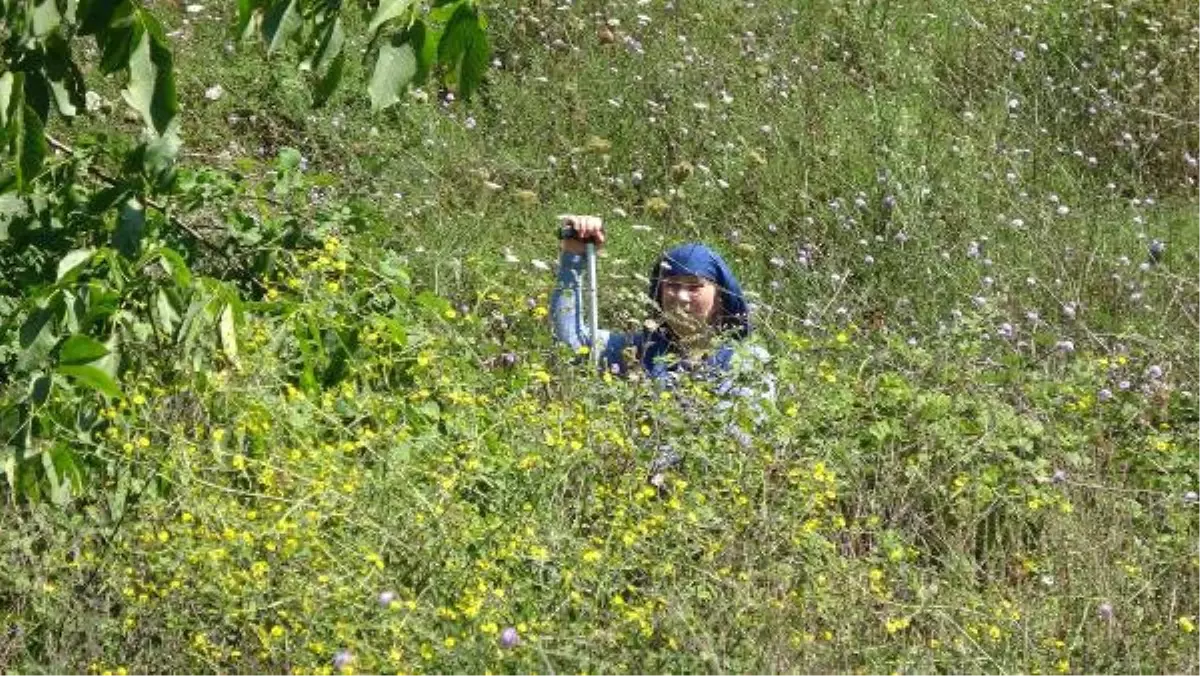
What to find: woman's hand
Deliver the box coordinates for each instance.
[559,214,605,255]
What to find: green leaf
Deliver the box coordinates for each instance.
[437,3,488,100]
[437,4,471,66]
[46,444,85,505]
[98,14,138,74]
[458,14,489,100]
[408,20,431,86]
[0,72,15,128]
[13,103,47,191]
[113,198,145,258]
[313,49,345,107]
[22,70,51,123]
[262,0,302,54]
[154,246,193,288]
[59,334,110,365]
[78,0,116,35]
[218,302,239,365]
[30,0,63,37]
[236,0,266,41]
[275,146,302,172]
[311,16,345,75]
[56,248,96,281]
[58,364,122,399]
[154,287,182,337]
[367,0,415,41]
[45,34,87,117]
[17,305,59,372]
[29,373,53,405]
[139,129,180,190]
[369,37,417,111]
[120,15,177,134]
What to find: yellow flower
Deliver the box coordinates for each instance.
[443,636,456,649]
[1179,616,1196,633]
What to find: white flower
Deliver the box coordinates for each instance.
[204,84,224,101]
[530,259,550,271]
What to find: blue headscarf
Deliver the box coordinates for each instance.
[640,242,750,379]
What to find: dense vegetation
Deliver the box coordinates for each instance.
[1,0,1197,673]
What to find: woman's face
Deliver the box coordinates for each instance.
[660,275,721,337]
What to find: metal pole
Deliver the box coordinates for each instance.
[586,240,600,368]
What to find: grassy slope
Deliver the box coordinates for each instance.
[5,0,1198,673]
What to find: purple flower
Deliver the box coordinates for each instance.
[1051,469,1068,485]
[1118,380,1131,391]
[378,590,397,608]
[1097,602,1114,622]
[1056,340,1075,353]
[500,626,520,648]
[333,650,354,671]
[882,195,896,210]
[1097,388,1112,402]
[998,323,1014,338]
[1147,365,1163,380]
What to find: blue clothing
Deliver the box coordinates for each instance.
[551,244,775,474]
[550,243,754,380]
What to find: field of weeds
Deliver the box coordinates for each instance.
[1,0,1197,673]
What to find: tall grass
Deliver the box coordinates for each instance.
[3,0,1197,673]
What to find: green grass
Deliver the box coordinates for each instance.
[4,0,1198,673]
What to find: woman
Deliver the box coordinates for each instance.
[550,214,758,381]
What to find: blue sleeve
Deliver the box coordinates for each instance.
[550,251,632,371]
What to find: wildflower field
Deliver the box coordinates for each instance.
[1,0,1197,673]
